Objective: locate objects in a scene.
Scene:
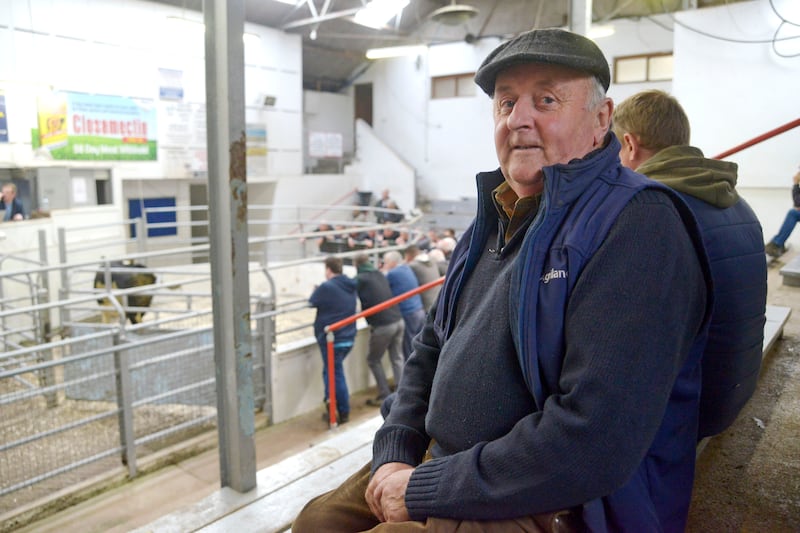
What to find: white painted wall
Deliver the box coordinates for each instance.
[303,90,355,167]
[344,120,416,215]
[0,0,303,223]
[672,1,800,187]
[354,0,799,242]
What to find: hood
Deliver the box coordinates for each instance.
[636,145,739,209]
[414,253,432,265]
[330,274,357,293]
[357,262,377,274]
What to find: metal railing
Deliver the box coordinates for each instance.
[0,204,426,521]
[322,276,445,428]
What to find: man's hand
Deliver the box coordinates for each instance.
[365,462,414,522]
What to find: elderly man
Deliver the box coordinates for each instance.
[613,89,767,439]
[294,29,710,532]
[381,250,426,361]
[1,182,25,221]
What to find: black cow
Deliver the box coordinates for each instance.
[94,261,157,324]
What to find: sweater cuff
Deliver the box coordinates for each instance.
[404,456,449,521]
[371,425,429,475]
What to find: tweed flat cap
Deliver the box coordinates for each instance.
[474,28,610,96]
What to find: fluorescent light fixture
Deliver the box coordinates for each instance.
[354,0,410,29]
[272,0,299,4]
[243,32,261,45]
[366,44,426,59]
[588,24,615,39]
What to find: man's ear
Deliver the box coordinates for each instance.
[594,98,613,146]
[622,132,640,164]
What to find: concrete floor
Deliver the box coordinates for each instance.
[12,389,383,533]
[11,253,800,533]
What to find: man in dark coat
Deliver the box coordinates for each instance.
[614,89,767,438]
[308,256,357,423]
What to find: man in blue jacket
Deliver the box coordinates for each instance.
[613,89,767,439]
[295,29,711,532]
[308,256,357,424]
[381,250,426,361]
[1,182,25,221]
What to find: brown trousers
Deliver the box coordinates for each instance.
[292,461,555,533]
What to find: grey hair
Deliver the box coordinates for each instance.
[586,76,607,110]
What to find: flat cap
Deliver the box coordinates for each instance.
[474,28,610,96]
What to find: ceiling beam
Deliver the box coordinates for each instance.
[568,0,592,35]
[282,7,361,30]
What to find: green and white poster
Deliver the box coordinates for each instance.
[35,91,157,160]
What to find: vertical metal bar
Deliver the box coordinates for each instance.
[113,330,137,477]
[569,0,591,36]
[326,331,338,428]
[255,295,275,421]
[204,0,257,492]
[136,218,146,254]
[38,230,57,408]
[57,227,68,327]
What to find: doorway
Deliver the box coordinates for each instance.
[355,83,373,126]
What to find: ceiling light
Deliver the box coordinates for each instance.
[429,2,479,26]
[588,24,615,39]
[354,0,410,29]
[366,44,426,59]
[272,0,299,4]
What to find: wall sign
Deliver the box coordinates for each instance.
[35,91,157,160]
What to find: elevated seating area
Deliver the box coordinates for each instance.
[779,253,800,287]
[132,415,382,533]
[134,306,792,533]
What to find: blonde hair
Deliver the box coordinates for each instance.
[613,90,690,151]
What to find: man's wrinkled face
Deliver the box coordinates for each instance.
[493,63,610,197]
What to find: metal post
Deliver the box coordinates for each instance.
[37,229,57,408]
[326,330,338,428]
[136,218,146,254]
[57,227,69,327]
[569,0,591,36]
[113,330,137,477]
[204,0,257,492]
[255,295,275,422]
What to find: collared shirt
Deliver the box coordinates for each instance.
[492,181,541,244]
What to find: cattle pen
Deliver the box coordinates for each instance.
[0,202,422,528]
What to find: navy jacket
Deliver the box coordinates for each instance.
[308,274,357,347]
[375,135,712,532]
[1,197,25,221]
[637,145,767,438]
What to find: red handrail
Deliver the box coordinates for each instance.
[323,276,445,427]
[713,117,800,160]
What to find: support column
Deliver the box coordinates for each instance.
[204,0,257,493]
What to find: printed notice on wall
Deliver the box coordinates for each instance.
[246,123,268,176]
[159,101,208,176]
[0,92,8,143]
[159,68,184,101]
[309,131,343,158]
[72,177,88,204]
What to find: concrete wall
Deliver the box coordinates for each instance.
[351,1,799,241]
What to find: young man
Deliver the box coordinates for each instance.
[354,254,406,407]
[613,89,767,438]
[295,29,711,532]
[308,256,357,424]
[763,165,800,258]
